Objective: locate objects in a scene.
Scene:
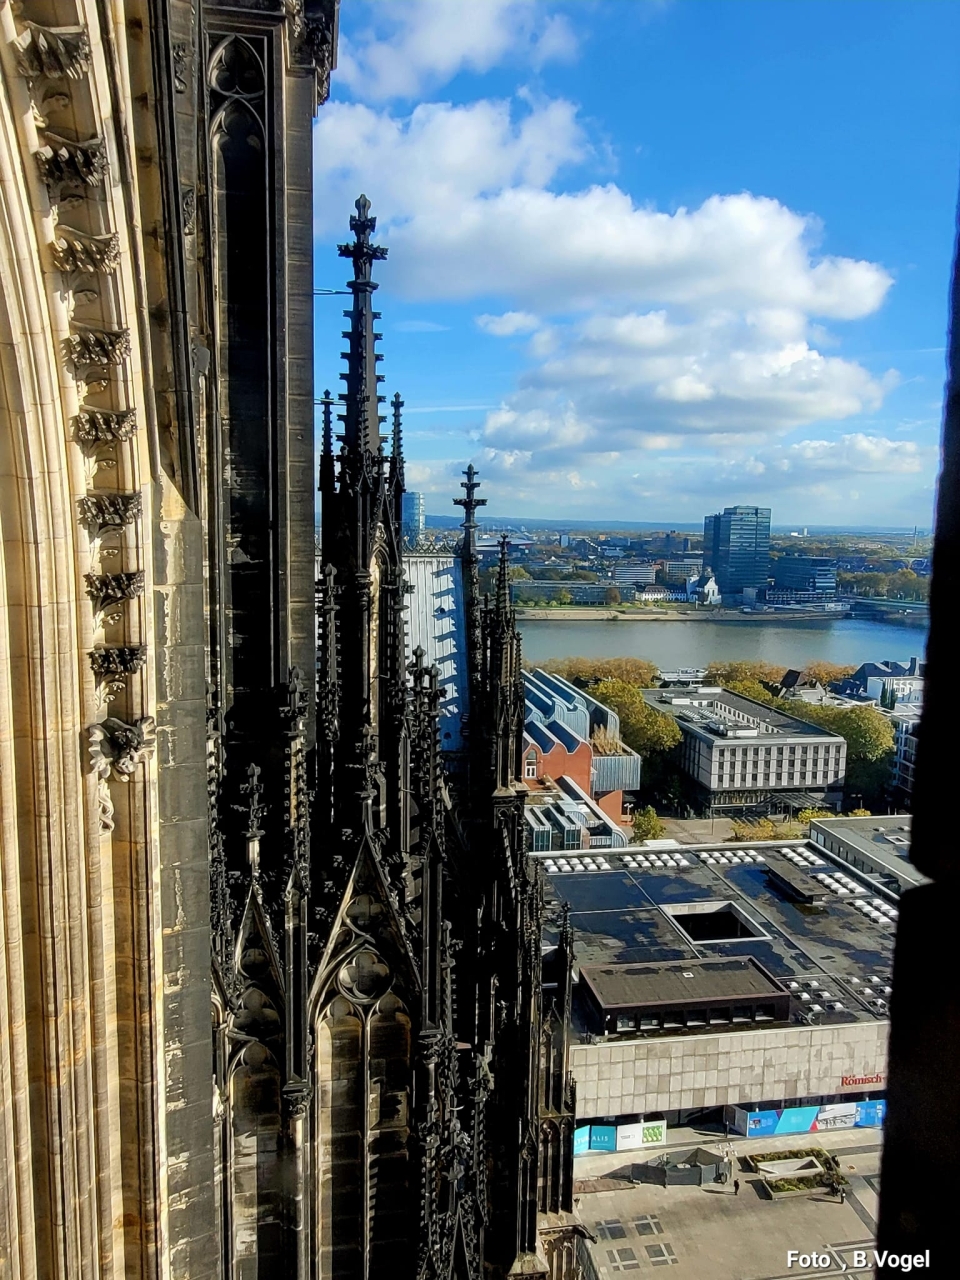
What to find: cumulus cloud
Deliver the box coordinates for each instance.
[489,310,898,451]
[336,0,577,102]
[778,433,926,475]
[476,311,541,335]
[317,98,892,318]
[313,70,922,518]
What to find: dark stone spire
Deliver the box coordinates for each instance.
[318,388,335,493]
[337,194,388,457]
[456,465,488,692]
[454,462,486,561]
[496,533,511,616]
[390,390,405,490]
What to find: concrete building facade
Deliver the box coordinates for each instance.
[643,687,847,815]
[570,1019,888,1122]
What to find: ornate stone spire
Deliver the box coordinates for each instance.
[318,388,335,493]
[236,762,266,879]
[337,194,388,458]
[454,463,487,562]
[496,533,511,616]
[390,390,405,490]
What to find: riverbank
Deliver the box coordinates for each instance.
[515,606,927,628]
[516,607,848,623]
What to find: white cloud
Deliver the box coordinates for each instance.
[314,98,587,232]
[393,319,449,332]
[780,433,926,475]
[314,81,927,519]
[336,0,577,102]
[315,101,891,321]
[476,310,541,335]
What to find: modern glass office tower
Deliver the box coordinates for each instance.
[401,489,426,543]
[703,505,772,596]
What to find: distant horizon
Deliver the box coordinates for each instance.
[423,513,930,537]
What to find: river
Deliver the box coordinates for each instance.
[518,615,928,669]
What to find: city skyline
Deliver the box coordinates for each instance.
[314,0,959,527]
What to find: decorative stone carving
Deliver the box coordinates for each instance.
[172,43,188,94]
[78,491,142,535]
[35,133,106,195]
[89,647,148,704]
[74,409,138,446]
[305,17,335,103]
[285,0,307,39]
[15,23,91,82]
[50,226,120,274]
[285,0,336,103]
[87,715,157,830]
[282,1079,313,1118]
[64,324,131,369]
[182,186,196,234]
[84,571,145,620]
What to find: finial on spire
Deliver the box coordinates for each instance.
[453,463,487,560]
[338,194,388,279]
[234,762,267,879]
[337,196,389,457]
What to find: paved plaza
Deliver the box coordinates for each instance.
[576,1131,881,1279]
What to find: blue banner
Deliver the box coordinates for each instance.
[573,1126,590,1156]
[855,1100,886,1127]
[589,1125,617,1152]
[739,1100,886,1137]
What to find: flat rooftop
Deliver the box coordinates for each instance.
[581,957,784,1010]
[538,840,896,1028]
[810,816,926,890]
[643,687,844,740]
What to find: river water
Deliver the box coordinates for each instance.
[518,616,928,670]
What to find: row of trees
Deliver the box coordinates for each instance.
[838,569,930,602]
[514,586,622,607]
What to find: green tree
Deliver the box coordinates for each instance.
[632,805,666,842]
[778,701,895,809]
[706,661,788,688]
[604,585,621,605]
[729,817,777,843]
[724,678,777,705]
[592,680,682,757]
[555,587,573,605]
[796,808,832,825]
[800,661,857,687]
[536,657,659,688]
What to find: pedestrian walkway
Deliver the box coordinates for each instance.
[573,1122,882,1183]
[576,1142,882,1280]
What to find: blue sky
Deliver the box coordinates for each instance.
[313,0,960,527]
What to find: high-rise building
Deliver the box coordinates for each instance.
[703,505,772,596]
[401,489,425,543]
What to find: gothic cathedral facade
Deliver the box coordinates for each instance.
[0,4,579,1279]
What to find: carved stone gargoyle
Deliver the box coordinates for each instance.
[86,715,157,831]
[87,715,157,781]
